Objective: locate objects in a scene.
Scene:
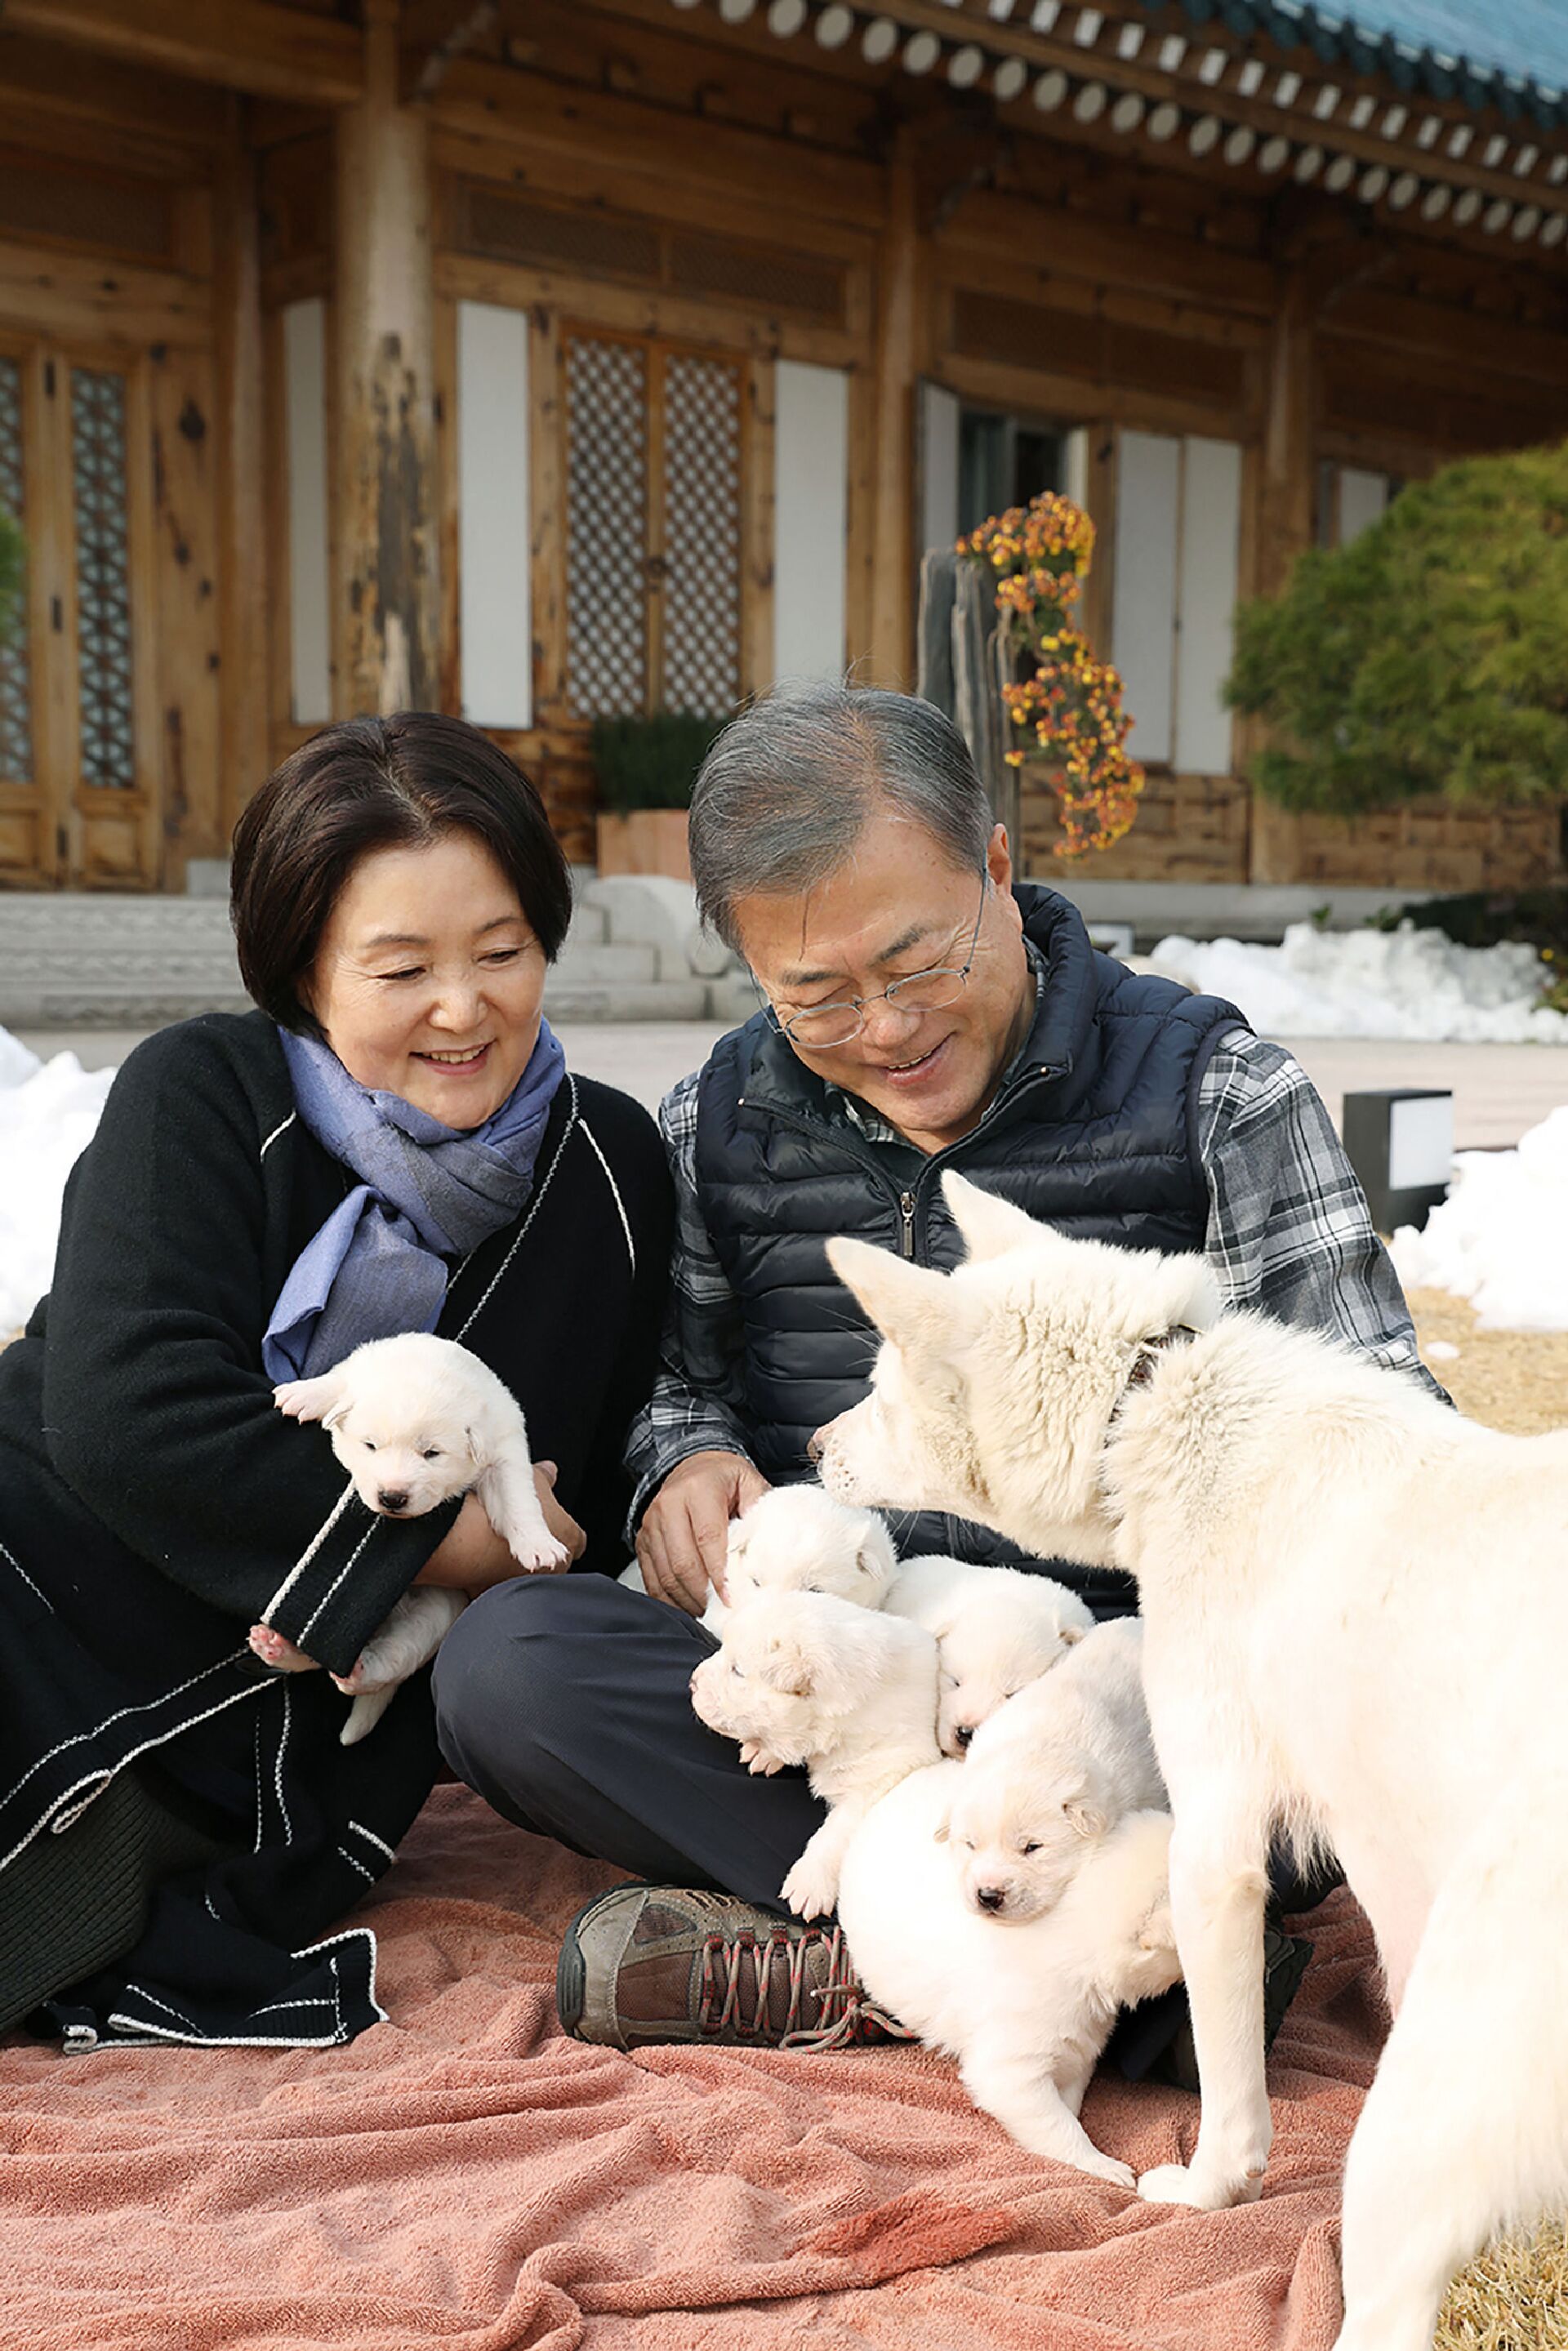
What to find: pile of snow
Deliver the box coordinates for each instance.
[1149,921,1568,1044]
[1390,1106,1568,1332]
[0,1029,115,1333]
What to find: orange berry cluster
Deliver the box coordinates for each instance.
[960,492,1143,860]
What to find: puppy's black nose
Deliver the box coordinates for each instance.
[953,1724,974,1748]
[976,1886,1005,1912]
[377,1488,409,1514]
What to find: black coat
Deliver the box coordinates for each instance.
[0,1012,672,2045]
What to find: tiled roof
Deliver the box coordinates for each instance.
[1137,2,1568,127]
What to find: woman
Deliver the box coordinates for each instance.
[0,714,672,2048]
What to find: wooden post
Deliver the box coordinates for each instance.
[1247,269,1316,884]
[214,96,269,829]
[867,135,920,689]
[334,0,438,715]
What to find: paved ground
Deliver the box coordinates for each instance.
[15,1020,1568,1151]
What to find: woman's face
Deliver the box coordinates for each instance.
[305,830,548,1128]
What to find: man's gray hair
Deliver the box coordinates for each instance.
[688,681,995,954]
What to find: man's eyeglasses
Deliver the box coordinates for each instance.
[764,874,990,1051]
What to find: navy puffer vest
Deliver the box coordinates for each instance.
[693,885,1245,1587]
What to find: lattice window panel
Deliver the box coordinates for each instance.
[70,366,136,790]
[0,357,31,783]
[662,354,742,716]
[565,336,648,720]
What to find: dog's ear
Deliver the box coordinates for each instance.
[1061,1770,1110,1841]
[462,1423,484,1465]
[940,1173,1043,1263]
[826,1238,962,1364]
[758,1637,813,1699]
[933,1810,951,1845]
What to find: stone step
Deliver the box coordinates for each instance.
[0,895,706,1025]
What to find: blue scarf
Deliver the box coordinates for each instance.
[261,1022,567,1383]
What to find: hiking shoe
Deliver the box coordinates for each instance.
[556,1883,915,2053]
[1141,1924,1315,2092]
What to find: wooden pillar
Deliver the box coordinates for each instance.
[334,0,438,715]
[214,96,269,828]
[867,136,920,690]
[1247,269,1316,884]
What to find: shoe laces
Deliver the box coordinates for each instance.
[697,1924,915,2050]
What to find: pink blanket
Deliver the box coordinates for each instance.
[0,1787,1382,2350]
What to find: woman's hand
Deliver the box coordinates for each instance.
[416,1464,585,1591]
[635,1449,770,1615]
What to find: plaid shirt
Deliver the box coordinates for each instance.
[623,992,1442,1530]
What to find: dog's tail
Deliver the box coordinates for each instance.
[1334,1738,1568,2351]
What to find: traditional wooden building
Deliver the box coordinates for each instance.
[0,0,1564,901]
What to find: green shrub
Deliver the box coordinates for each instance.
[590,711,727,815]
[1227,441,1568,816]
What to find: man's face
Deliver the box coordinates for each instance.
[732,809,1031,1154]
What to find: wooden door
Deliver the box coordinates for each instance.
[0,333,159,890]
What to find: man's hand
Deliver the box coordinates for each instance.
[417,1467,585,1591]
[636,1449,769,1616]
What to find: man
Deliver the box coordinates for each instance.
[434,683,1439,2058]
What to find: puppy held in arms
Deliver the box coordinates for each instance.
[689,1591,942,1921]
[816,1170,1568,2351]
[250,1333,568,1744]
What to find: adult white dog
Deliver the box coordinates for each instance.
[882,1554,1093,1754]
[256,1332,566,1742]
[688,1589,940,1921]
[943,1617,1165,1920]
[837,1763,1179,2184]
[815,1171,1568,2351]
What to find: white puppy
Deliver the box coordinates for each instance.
[715,1485,897,1627]
[817,1170,1568,2351]
[837,1762,1180,2185]
[263,1333,566,1742]
[688,1590,941,1921]
[943,1618,1165,1921]
[618,1484,897,1641]
[883,1554,1094,1755]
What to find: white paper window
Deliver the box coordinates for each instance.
[458,301,532,730]
[1112,429,1241,775]
[773,358,848,682]
[1338,466,1391,545]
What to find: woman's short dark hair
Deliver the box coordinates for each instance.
[231,712,572,1035]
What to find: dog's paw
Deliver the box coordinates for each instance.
[739,1740,786,1778]
[1080,2153,1137,2191]
[1136,2162,1257,2211]
[781,1854,838,1921]
[510,1531,572,1574]
[272,1378,329,1423]
[248,1623,320,1673]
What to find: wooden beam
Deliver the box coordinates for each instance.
[867,136,921,689]
[934,190,1276,321]
[0,30,224,169]
[1321,285,1568,393]
[0,238,212,346]
[334,1,439,716]
[430,56,886,231]
[0,0,364,108]
[1247,269,1315,886]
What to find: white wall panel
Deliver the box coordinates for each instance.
[1111,429,1179,765]
[1339,465,1391,545]
[1174,434,1242,777]
[918,379,960,558]
[283,298,331,727]
[773,358,848,682]
[457,301,532,729]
